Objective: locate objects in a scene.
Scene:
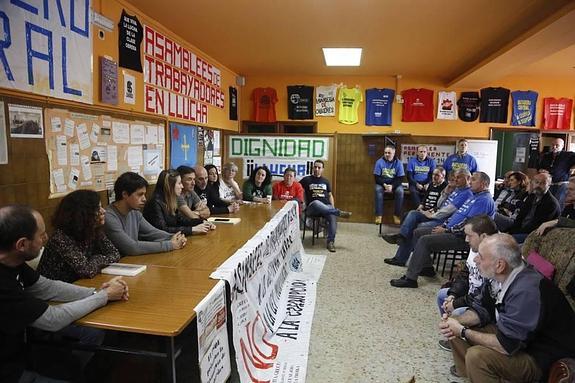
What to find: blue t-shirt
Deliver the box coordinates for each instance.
[407,157,436,184]
[365,88,395,126]
[445,190,495,229]
[444,153,478,174]
[441,186,473,210]
[511,90,538,127]
[373,157,404,182]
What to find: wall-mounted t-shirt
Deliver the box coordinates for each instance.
[542,97,573,130]
[457,92,480,122]
[511,90,538,127]
[437,91,457,120]
[479,87,510,123]
[118,10,144,72]
[315,85,337,117]
[401,88,434,122]
[365,88,395,126]
[251,87,278,122]
[229,86,238,121]
[287,85,314,120]
[338,87,363,124]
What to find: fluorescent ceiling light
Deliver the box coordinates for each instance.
[322,48,362,66]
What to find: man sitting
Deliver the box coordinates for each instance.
[300,160,351,253]
[407,145,437,207]
[383,169,472,266]
[176,165,210,220]
[390,172,495,288]
[439,233,575,382]
[105,172,187,255]
[0,205,128,383]
[373,145,405,225]
[194,166,240,214]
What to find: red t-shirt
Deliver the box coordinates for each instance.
[251,87,278,122]
[272,181,304,204]
[402,88,434,122]
[542,97,573,130]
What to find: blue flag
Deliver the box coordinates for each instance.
[170,123,197,168]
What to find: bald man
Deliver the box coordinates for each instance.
[538,137,575,210]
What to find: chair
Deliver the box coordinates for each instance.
[301,210,325,245]
[431,248,468,279]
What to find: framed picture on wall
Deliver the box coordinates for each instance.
[8,104,43,138]
[0,101,7,164]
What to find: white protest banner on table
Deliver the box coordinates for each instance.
[211,202,325,383]
[195,280,231,383]
[0,1,93,104]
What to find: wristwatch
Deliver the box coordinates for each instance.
[460,326,469,340]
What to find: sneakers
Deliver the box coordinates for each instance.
[419,266,436,277]
[326,241,336,252]
[375,215,382,224]
[339,210,352,218]
[450,365,462,378]
[438,339,451,351]
[383,257,406,267]
[393,215,401,225]
[390,275,418,288]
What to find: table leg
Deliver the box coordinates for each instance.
[165,337,176,383]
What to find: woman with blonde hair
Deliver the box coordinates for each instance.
[218,162,243,202]
[144,169,213,235]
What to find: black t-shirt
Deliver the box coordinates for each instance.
[479,87,510,123]
[287,85,314,120]
[422,181,448,210]
[300,175,331,205]
[457,91,480,122]
[229,86,238,120]
[118,10,144,72]
[0,263,48,382]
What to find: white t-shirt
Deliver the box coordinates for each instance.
[219,181,238,201]
[315,85,337,117]
[437,91,457,120]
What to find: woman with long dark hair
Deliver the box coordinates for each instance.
[204,164,220,187]
[38,189,120,282]
[494,171,529,231]
[143,169,213,235]
[242,166,272,203]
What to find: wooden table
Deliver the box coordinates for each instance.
[73,200,286,382]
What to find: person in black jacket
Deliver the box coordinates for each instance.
[144,170,213,236]
[506,172,560,243]
[194,166,240,214]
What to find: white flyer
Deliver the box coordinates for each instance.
[158,124,165,144]
[56,135,67,166]
[53,168,66,193]
[124,72,136,105]
[107,145,118,172]
[51,117,62,132]
[146,125,158,144]
[90,123,101,143]
[69,143,80,166]
[112,121,130,144]
[127,146,143,167]
[81,155,92,180]
[144,149,161,175]
[77,123,91,150]
[68,168,80,190]
[64,119,75,137]
[130,124,145,145]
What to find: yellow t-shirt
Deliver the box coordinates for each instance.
[338,87,363,124]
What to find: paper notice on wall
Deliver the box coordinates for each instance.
[56,135,67,165]
[107,145,118,171]
[124,72,136,104]
[68,168,80,189]
[51,117,62,132]
[130,124,145,144]
[90,123,101,143]
[77,123,91,150]
[158,124,165,144]
[64,119,75,137]
[81,155,92,180]
[91,146,107,163]
[112,121,130,144]
[144,149,161,175]
[213,130,221,156]
[69,144,80,166]
[53,168,66,193]
[146,125,158,144]
[515,147,526,163]
[127,146,143,167]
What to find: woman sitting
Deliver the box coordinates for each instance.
[38,189,120,282]
[144,169,213,236]
[205,164,220,188]
[493,171,529,231]
[243,166,272,203]
[218,162,243,202]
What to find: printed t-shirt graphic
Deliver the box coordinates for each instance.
[315,85,337,117]
[287,85,314,119]
[251,87,278,122]
[511,90,538,127]
[436,91,457,120]
[118,10,144,72]
[365,88,395,126]
[338,87,363,124]
[229,87,238,120]
[457,92,480,122]
[479,87,510,123]
[542,98,573,130]
[401,88,434,122]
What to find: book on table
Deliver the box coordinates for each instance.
[207,217,241,225]
[101,263,147,276]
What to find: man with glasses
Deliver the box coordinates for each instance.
[374,145,405,225]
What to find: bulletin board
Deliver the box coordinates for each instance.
[44,107,166,198]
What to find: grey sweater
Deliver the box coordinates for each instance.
[105,204,173,255]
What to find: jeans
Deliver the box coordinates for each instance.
[550,183,568,211]
[306,200,340,241]
[436,287,468,316]
[408,183,425,207]
[374,183,404,217]
[393,212,443,264]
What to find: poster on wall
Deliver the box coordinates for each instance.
[0,102,7,164]
[400,144,455,166]
[123,72,136,104]
[9,104,44,138]
[170,123,198,168]
[0,1,93,104]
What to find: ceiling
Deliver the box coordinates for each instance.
[126,0,575,86]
